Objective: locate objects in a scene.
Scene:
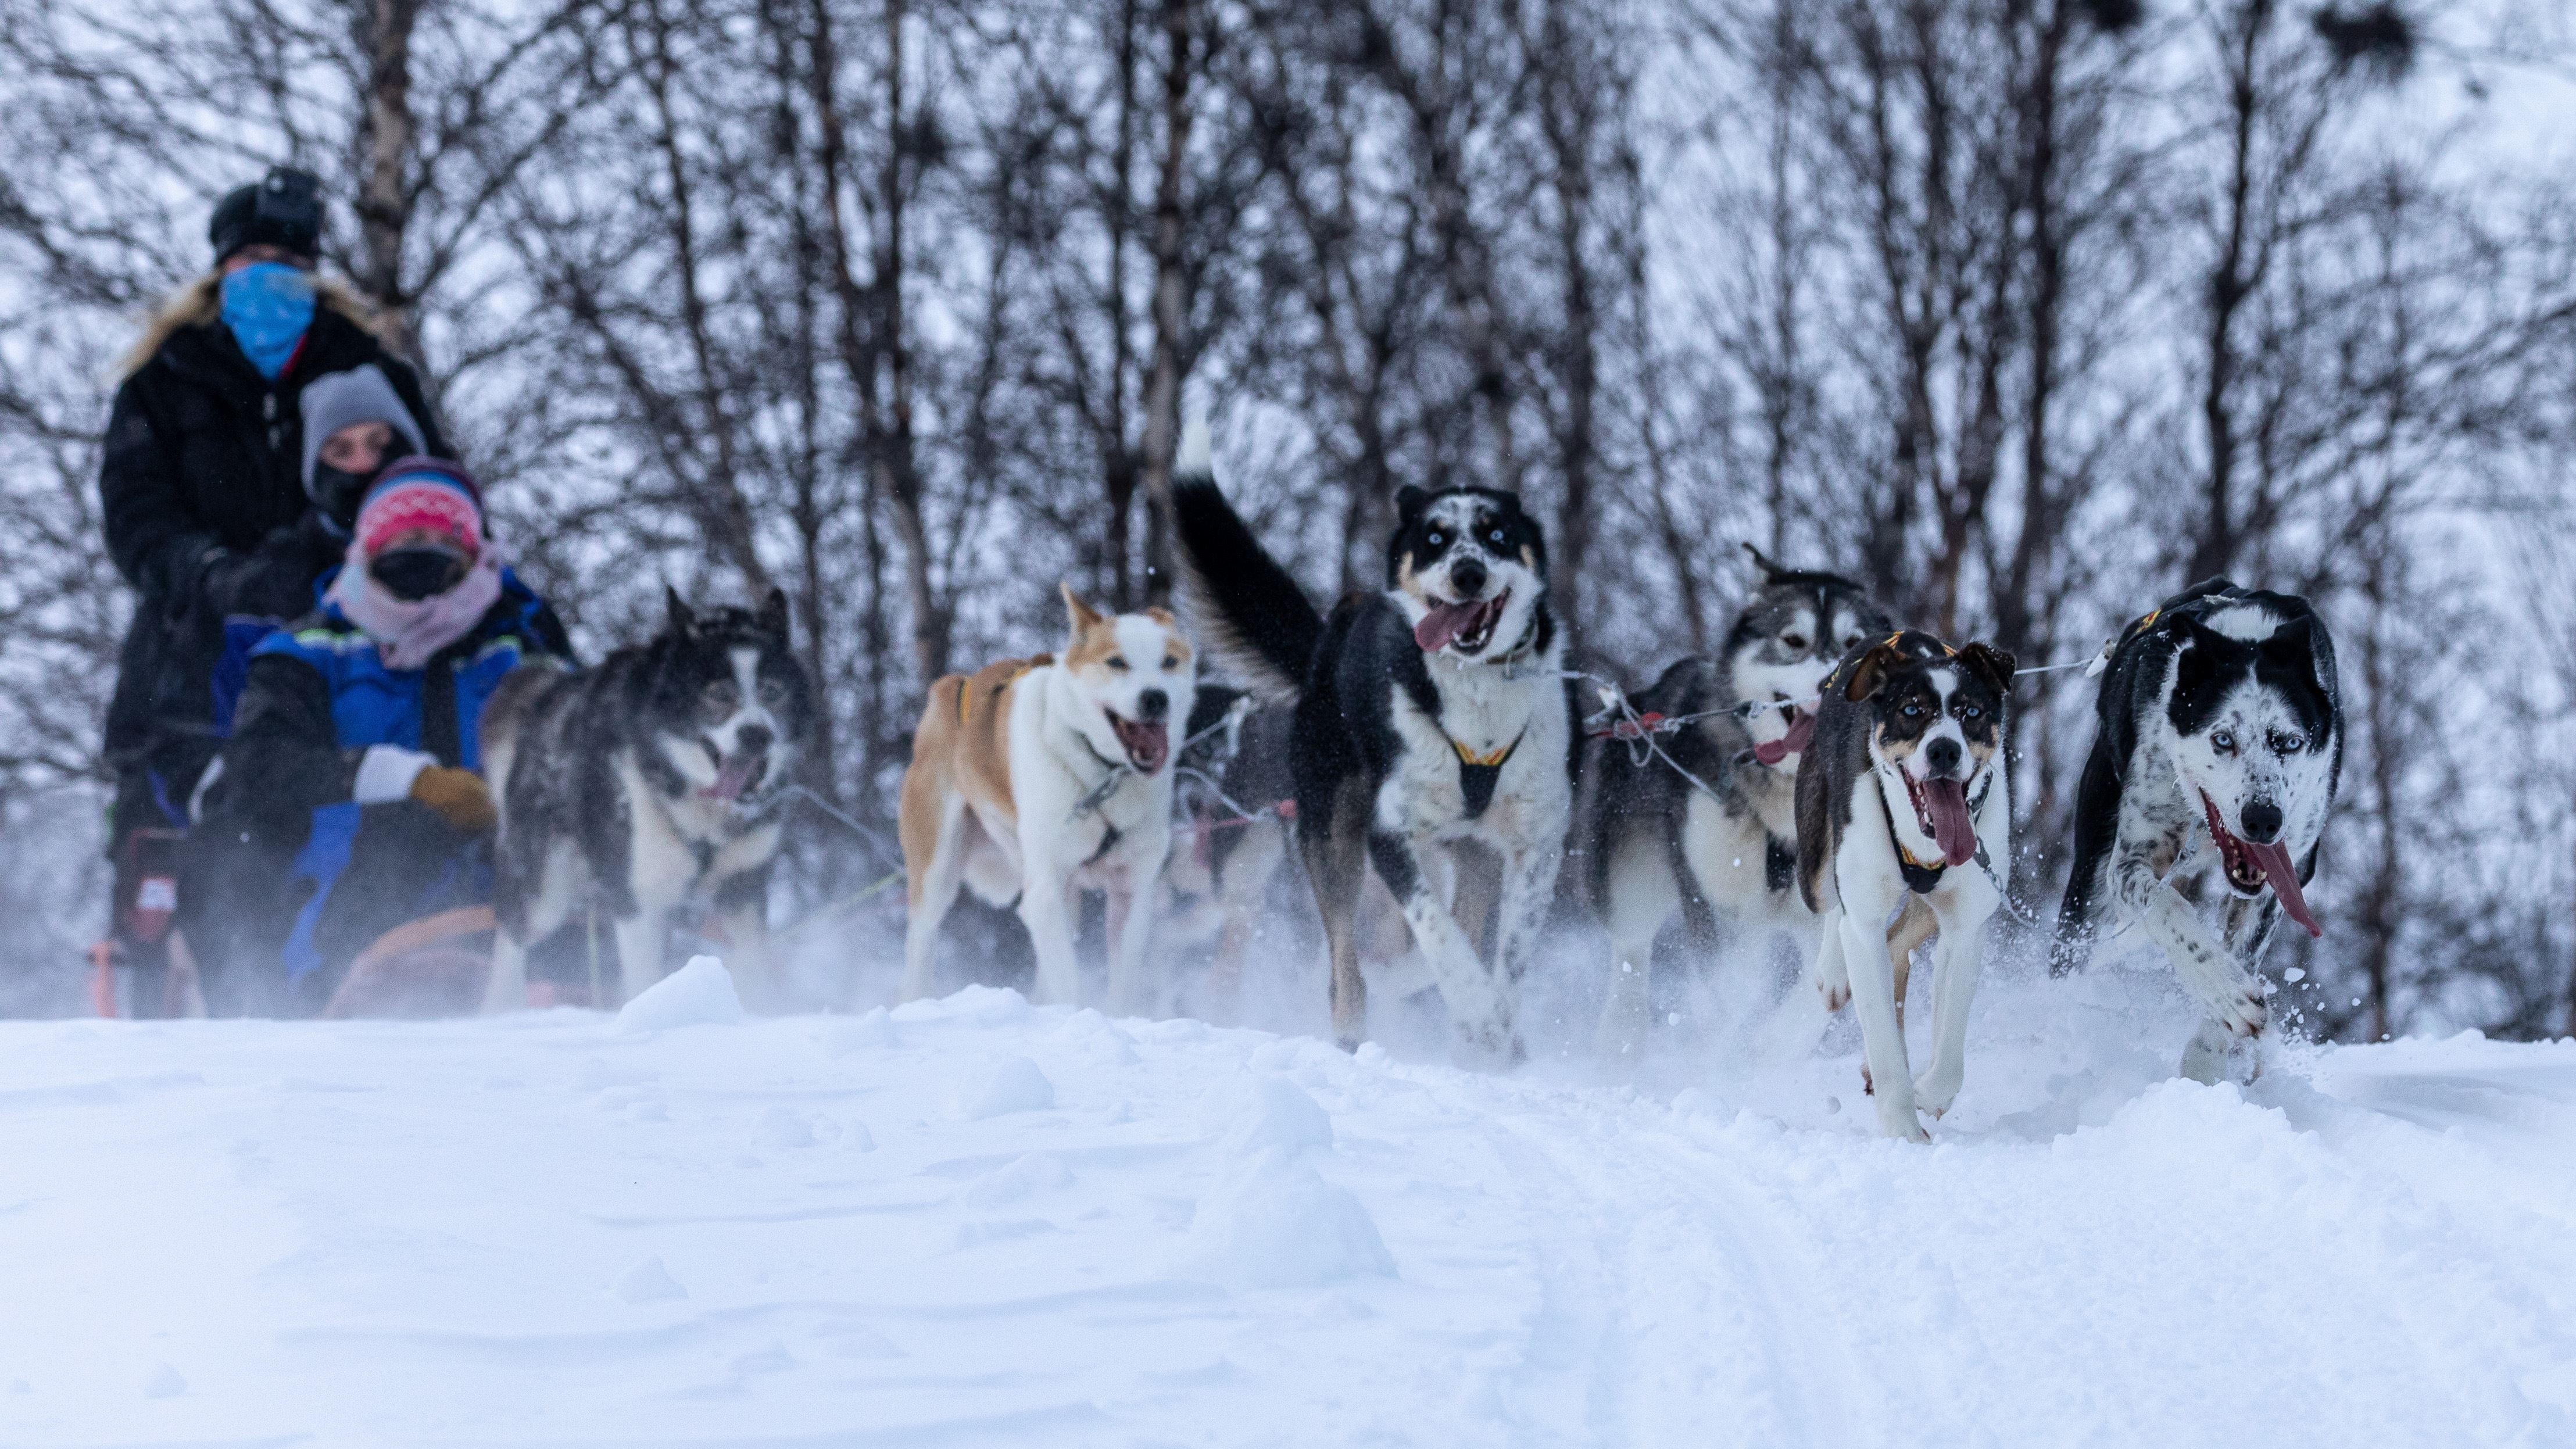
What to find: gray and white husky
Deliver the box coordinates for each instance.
[1585,549,1892,1051]
[481,589,815,1011]
[2052,578,2341,1083]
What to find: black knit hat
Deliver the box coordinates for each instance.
[209,166,324,266]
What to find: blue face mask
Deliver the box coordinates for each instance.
[219,262,317,381]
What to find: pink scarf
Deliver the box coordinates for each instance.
[327,536,507,671]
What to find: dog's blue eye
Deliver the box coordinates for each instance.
[2213,729,2237,754]
[2270,731,2304,754]
[1489,528,1505,544]
[1426,532,1444,548]
[1902,702,1923,718]
[1960,704,1981,720]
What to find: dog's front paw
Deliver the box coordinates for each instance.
[1454,1015,1525,1071]
[1815,975,1850,1014]
[1874,1099,1930,1143]
[2212,976,2268,1039]
[1913,1069,1961,1118]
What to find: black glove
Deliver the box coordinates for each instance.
[193,531,323,620]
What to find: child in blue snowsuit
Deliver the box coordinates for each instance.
[186,459,570,1016]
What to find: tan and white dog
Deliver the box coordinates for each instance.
[899,586,1197,1014]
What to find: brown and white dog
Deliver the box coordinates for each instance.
[899,586,1197,1014]
[1796,631,2015,1141]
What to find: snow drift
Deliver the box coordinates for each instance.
[0,958,2571,1447]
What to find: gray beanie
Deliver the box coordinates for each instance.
[299,364,426,499]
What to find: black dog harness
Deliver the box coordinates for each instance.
[1447,732,1523,818]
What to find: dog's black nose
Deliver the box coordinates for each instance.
[1449,557,1489,597]
[2240,799,2283,843]
[1926,737,1962,776]
[1136,689,1168,722]
[734,723,773,757]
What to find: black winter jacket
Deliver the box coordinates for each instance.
[99,278,446,789]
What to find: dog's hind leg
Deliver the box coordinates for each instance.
[900,796,971,1003]
[1595,836,1676,1057]
[1370,829,1515,1065]
[1207,820,1283,1024]
[713,865,774,1011]
[1885,896,1937,1029]
[613,911,668,1006]
[1301,785,1375,1049]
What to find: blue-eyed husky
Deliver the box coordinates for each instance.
[2052,578,2342,1083]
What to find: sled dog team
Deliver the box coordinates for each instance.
[486,421,2341,1143]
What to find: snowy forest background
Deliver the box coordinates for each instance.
[0,0,2571,1039]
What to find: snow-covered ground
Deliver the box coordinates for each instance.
[4,952,2574,1447]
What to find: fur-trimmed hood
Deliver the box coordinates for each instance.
[117,272,392,380]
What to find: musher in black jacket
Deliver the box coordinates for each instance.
[96,166,449,1014]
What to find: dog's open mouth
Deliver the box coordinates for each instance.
[1902,771,1980,868]
[2201,793,2321,938]
[1414,591,1509,654]
[702,752,769,804]
[1108,711,1169,773]
[1752,700,1816,766]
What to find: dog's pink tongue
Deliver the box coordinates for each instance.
[2247,839,2323,938]
[1920,778,1978,868]
[711,757,756,802]
[1754,709,1817,765]
[1413,602,1478,653]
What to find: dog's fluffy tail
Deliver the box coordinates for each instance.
[1171,409,1319,703]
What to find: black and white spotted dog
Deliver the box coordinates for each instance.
[2052,578,2341,1083]
[1586,549,1892,1051]
[1172,434,1574,1063]
[1797,631,2016,1142]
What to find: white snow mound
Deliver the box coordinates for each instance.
[958,1054,1055,1119]
[611,954,743,1033]
[1179,1149,1396,1290]
[1198,1072,1334,1157]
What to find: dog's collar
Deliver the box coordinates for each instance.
[1483,610,1550,676]
[1884,793,1948,895]
[1068,732,1143,821]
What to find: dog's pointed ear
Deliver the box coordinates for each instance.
[1742,542,1787,582]
[1060,581,1105,634]
[1958,642,2017,695]
[665,586,696,637]
[2263,611,2339,709]
[757,586,792,641]
[1842,636,1909,702]
[1394,485,1431,521]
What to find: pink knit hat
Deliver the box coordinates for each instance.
[354,457,484,562]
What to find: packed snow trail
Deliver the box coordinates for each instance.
[3,963,2574,1447]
